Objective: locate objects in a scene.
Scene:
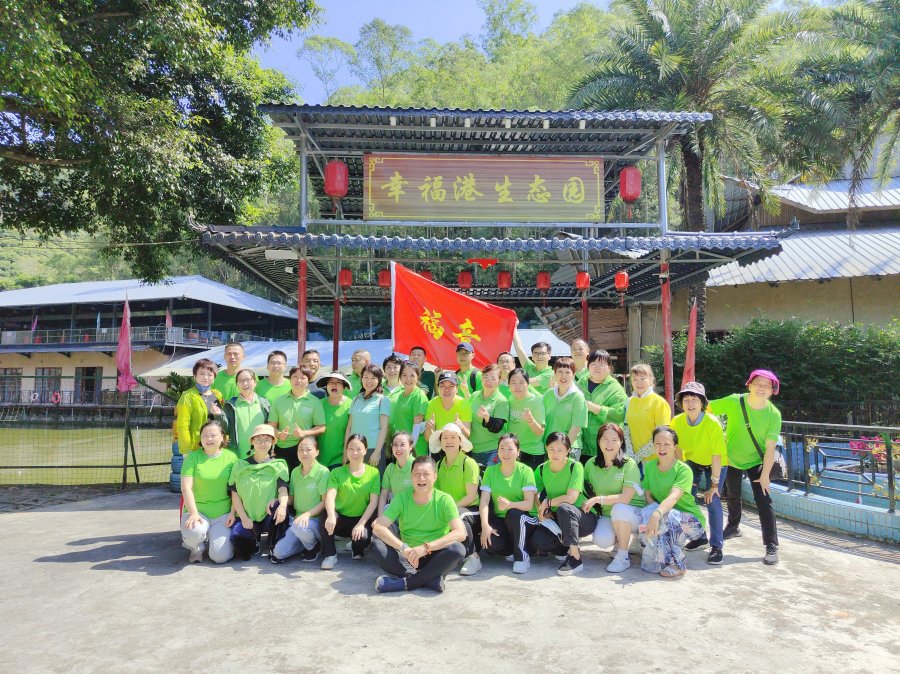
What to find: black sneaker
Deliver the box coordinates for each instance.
[424,575,446,593]
[685,535,709,551]
[300,544,320,563]
[722,525,742,540]
[269,553,285,565]
[763,544,779,565]
[707,547,724,565]
[557,555,583,576]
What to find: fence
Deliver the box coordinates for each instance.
[778,421,899,513]
[0,379,175,486]
[1,325,271,349]
[778,400,899,426]
[0,375,172,414]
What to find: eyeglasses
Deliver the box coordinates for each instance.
[237,378,255,384]
[532,351,549,357]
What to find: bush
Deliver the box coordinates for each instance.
[645,319,900,419]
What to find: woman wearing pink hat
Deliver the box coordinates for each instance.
[708,369,783,565]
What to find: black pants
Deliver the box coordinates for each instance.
[322,512,374,557]
[371,539,466,589]
[532,503,597,552]
[273,442,300,475]
[724,463,779,547]
[459,509,480,557]
[519,453,544,470]
[481,509,537,562]
[231,502,290,559]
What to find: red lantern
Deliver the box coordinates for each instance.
[338,268,353,288]
[324,160,349,198]
[536,271,551,291]
[620,166,641,219]
[419,270,433,282]
[497,270,512,290]
[614,270,630,307]
[575,271,591,291]
[457,270,473,289]
[377,270,391,288]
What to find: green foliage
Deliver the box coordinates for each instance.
[645,319,900,406]
[0,0,320,282]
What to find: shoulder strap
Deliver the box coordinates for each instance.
[470,370,477,391]
[739,394,766,462]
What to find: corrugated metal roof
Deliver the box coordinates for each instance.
[707,226,900,285]
[0,275,329,325]
[770,177,900,213]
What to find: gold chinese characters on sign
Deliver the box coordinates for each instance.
[364,154,604,222]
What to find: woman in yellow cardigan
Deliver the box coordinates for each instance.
[624,363,671,467]
[175,358,225,454]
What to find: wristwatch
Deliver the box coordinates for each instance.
[400,543,410,551]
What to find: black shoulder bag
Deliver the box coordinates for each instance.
[739,395,786,481]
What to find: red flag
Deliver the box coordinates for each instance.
[681,298,698,387]
[165,308,173,329]
[116,299,138,392]
[660,264,674,411]
[391,262,517,370]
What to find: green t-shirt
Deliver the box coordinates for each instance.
[542,387,589,449]
[525,361,555,395]
[229,458,289,522]
[288,461,330,518]
[584,456,645,516]
[384,489,459,548]
[255,379,291,406]
[507,393,546,456]
[270,390,326,448]
[383,384,403,402]
[575,367,589,383]
[390,387,429,438]
[578,375,628,457]
[327,464,381,517]
[346,372,362,398]
[535,458,585,509]
[642,459,706,528]
[480,461,537,516]
[383,459,413,497]
[417,395,472,456]
[181,449,237,519]
[498,382,512,400]
[456,367,482,399]
[670,412,728,467]
[230,395,268,459]
[321,396,352,467]
[212,371,239,402]
[707,394,781,470]
[435,451,480,505]
[468,389,510,454]
[349,393,392,449]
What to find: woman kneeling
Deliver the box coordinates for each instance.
[372,456,467,593]
[229,424,290,560]
[640,426,707,579]
[582,423,646,573]
[479,434,538,574]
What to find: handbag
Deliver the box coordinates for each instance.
[739,395,787,481]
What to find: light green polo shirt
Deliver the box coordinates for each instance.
[269,390,326,449]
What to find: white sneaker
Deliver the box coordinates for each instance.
[512,559,530,574]
[607,552,631,573]
[459,553,482,576]
[505,555,514,562]
[320,555,338,570]
[553,554,568,562]
[188,550,203,564]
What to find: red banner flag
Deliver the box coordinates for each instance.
[681,298,698,387]
[391,262,518,370]
[116,299,138,393]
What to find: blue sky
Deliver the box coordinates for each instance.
[252,0,595,103]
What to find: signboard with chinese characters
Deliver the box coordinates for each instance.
[364,154,604,221]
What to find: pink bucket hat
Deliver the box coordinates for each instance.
[745,369,780,395]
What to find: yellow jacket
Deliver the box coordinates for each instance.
[175,387,224,454]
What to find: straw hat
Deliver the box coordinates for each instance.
[249,424,277,440]
[316,371,352,390]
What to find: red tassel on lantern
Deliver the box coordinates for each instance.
[338,268,352,303]
[457,271,473,289]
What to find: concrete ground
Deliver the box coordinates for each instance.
[1,488,898,674]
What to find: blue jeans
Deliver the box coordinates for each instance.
[686,461,727,549]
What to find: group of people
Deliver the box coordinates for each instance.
[177,336,783,593]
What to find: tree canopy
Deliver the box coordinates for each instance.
[0,0,320,281]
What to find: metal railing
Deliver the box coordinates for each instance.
[0,375,174,409]
[779,421,899,513]
[0,326,268,348]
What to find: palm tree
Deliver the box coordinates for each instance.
[568,0,820,326]
[792,0,899,230]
